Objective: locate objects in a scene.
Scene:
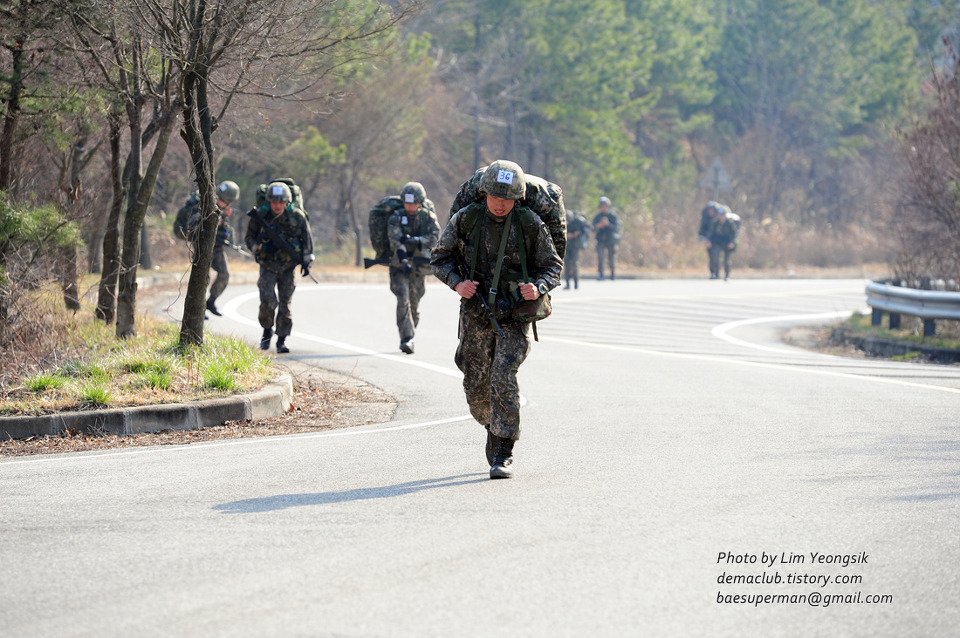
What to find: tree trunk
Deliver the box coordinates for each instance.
[178,56,218,349]
[0,37,25,192]
[116,104,177,338]
[95,109,125,323]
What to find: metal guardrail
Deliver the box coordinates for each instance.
[865,281,960,336]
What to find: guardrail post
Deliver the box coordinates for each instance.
[871,308,883,326]
[889,313,901,330]
[924,319,936,337]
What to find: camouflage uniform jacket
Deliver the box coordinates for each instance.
[593,209,622,246]
[244,204,313,273]
[708,216,738,248]
[187,204,232,251]
[431,202,562,320]
[387,201,441,274]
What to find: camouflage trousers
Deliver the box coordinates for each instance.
[208,248,229,303]
[389,267,425,342]
[597,242,617,277]
[454,307,531,441]
[257,265,296,338]
[564,246,582,283]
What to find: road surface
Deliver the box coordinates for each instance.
[3,277,959,637]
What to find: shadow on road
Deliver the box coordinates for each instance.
[213,473,489,514]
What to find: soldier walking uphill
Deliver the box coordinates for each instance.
[388,182,441,355]
[431,161,562,479]
[185,180,240,317]
[244,182,314,353]
[593,196,622,280]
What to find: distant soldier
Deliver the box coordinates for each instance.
[707,205,739,280]
[698,201,719,279]
[593,196,622,280]
[187,180,240,317]
[387,182,441,354]
[431,160,562,479]
[563,210,590,289]
[244,182,314,353]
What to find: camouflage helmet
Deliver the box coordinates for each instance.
[599,196,612,206]
[401,182,426,205]
[216,180,240,204]
[479,160,526,200]
[266,181,292,203]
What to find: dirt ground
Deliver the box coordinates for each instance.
[0,360,398,458]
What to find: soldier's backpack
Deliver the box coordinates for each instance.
[368,195,405,260]
[173,192,199,239]
[368,196,438,260]
[449,168,568,259]
[255,177,307,216]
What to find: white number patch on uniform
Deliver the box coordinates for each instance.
[496,170,515,184]
[401,216,408,225]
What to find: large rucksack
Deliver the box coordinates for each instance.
[449,168,568,259]
[368,195,405,260]
[255,177,307,216]
[173,192,199,239]
[368,196,437,260]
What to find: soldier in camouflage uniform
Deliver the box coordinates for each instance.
[244,182,314,353]
[593,196,622,280]
[187,180,240,317]
[563,210,590,290]
[387,182,441,354]
[432,160,562,479]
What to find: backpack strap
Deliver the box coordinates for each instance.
[512,210,541,342]
[486,211,513,315]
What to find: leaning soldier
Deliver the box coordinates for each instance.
[244,182,314,353]
[431,160,562,479]
[707,204,739,281]
[187,180,240,317]
[387,181,440,354]
[593,195,622,280]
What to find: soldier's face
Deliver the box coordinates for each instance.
[486,194,515,217]
[403,202,419,214]
[270,200,287,215]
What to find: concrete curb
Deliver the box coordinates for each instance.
[0,375,293,440]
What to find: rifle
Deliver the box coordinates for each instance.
[363,255,432,269]
[225,242,253,259]
[455,256,504,338]
[249,207,319,284]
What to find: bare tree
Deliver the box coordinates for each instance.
[121,0,422,348]
[895,43,960,283]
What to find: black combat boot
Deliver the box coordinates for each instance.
[206,298,222,316]
[260,328,272,350]
[400,338,414,354]
[489,436,515,479]
[276,337,289,354]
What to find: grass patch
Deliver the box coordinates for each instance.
[0,284,275,416]
[24,373,68,392]
[846,312,960,350]
[77,383,111,407]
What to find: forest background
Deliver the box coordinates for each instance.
[3,0,960,349]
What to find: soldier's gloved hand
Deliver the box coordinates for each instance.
[300,264,311,277]
[405,236,422,252]
[396,247,408,262]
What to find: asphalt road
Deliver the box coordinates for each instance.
[3,277,960,637]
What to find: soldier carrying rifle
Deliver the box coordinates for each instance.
[244,182,314,354]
